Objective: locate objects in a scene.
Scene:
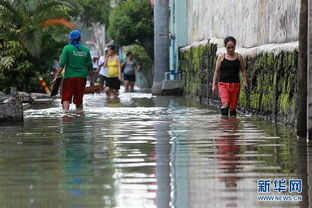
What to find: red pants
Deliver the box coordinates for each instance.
[218,82,240,110]
[62,77,86,106]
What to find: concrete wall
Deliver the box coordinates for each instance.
[170,0,188,73]
[173,0,188,48]
[179,0,301,126]
[179,41,298,125]
[187,0,300,47]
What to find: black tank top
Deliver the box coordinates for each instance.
[219,54,240,83]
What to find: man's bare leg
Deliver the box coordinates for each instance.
[130,82,135,92]
[124,80,129,92]
[62,101,70,111]
[105,87,111,98]
[113,90,119,99]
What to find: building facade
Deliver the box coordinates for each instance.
[187,0,299,47]
[169,0,188,78]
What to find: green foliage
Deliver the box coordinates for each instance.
[76,0,111,26]
[0,0,76,93]
[123,44,153,88]
[0,56,15,70]
[0,0,114,93]
[108,0,154,61]
[124,45,151,67]
[0,0,76,57]
[179,43,298,125]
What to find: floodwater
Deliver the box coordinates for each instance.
[0,91,311,208]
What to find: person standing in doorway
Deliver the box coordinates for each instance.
[53,30,94,111]
[97,48,108,91]
[104,45,122,98]
[121,51,141,92]
[212,36,248,116]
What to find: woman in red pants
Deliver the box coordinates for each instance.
[212,36,249,116]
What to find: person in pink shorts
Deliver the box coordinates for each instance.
[212,36,249,116]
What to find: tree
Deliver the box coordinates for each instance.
[0,0,116,93]
[0,0,77,92]
[76,0,111,26]
[108,0,154,61]
[0,0,77,57]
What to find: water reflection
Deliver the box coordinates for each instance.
[308,143,312,206]
[61,116,91,204]
[0,122,23,133]
[155,121,171,208]
[217,117,241,190]
[106,97,121,108]
[0,92,310,208]
[60,115,116,207]
[295,139,309,208]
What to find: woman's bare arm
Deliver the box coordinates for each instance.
[121,61,126,68]
[117,57,122,79]
[104,55,109,67]
[212,55,222,93]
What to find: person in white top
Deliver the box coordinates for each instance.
[97,49,108,91]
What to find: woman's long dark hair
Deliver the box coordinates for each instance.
[224,36,236,46]
[107,45,116,54]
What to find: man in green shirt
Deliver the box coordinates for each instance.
[53,30,94,111]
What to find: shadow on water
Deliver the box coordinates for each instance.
[0,91,311,207]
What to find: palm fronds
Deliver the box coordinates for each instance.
[0,0,77,57]
[23,29,42,57]
[0,0,24,27]
[0,55,15,70]
[31,0,79,19]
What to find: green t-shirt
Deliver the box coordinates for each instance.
[59,44,93,79]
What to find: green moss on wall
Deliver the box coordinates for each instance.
[179,44,298,126]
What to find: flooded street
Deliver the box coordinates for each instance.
[0,91,311,208]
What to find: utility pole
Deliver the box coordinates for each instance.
[152,0,169,95]
[297,0,308,138]
[308,0,312,140]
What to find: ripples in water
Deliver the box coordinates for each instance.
[0,92,310,208]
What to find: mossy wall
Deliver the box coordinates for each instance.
[179,43,298,126]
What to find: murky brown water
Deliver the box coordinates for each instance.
[0,91,311,208]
